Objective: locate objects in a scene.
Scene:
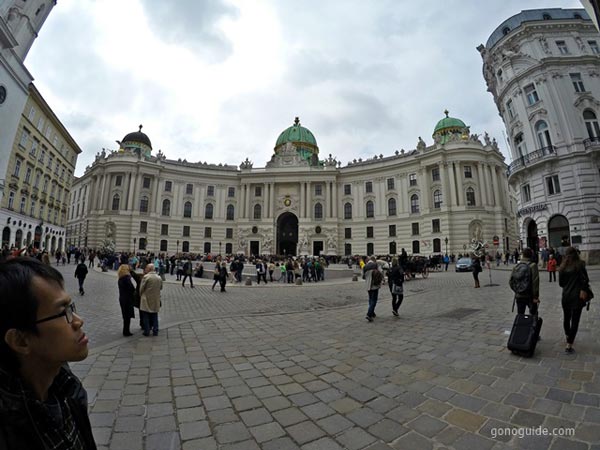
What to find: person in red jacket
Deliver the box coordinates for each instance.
[547,253,557,282]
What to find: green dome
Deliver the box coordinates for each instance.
[433,110,466,136]
[275,117,318,151]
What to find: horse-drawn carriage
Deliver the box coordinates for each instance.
[402,256,429,280]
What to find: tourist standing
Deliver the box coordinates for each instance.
[547,254,557,282]
[363,256,382,322]
[388,257,404,316]
[117,264,135,336]
[140,264,162,336]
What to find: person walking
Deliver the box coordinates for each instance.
[559,247,592,354]
[117,264,135,336]
[547,253,557,282]
[388,257,404,316]
[219,263,228,292]
[212,262,221,290]
[268,261,275,282]
[509,247,540,316]
[140,264,162,336]
[471,255,482,288]
[363,256,383,322]
[181,259,194,288]
[74,259,88,295]
[256,259,268,284]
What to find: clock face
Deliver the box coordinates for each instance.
[0,86,6,105]
[284,198,291,207]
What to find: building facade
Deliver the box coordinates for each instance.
[0,1,55,203]
[0,83,81,252]
[479,8,600,263]
[69,116,517,258]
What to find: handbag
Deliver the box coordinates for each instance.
[392,283,403,295]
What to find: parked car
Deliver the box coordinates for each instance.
[455,257,473,272]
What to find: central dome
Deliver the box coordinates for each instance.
[122,125,152,149]
[433,110,466,136]
[275,117,318,151]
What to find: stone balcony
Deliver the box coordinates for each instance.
[583,136,600,150]
[507,145,557,178]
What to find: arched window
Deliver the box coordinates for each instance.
[502,27,510,35]
[535,120,552,148]
[183,201,192,218]
[366,201,374,218]
[205,203,214,219]
[182,241,190,252]
[410,194,420,214]
[388,198,397,216]
[314,203,323,220]
[584,110,600,138]
[433,190,442,209]
[161,199,171,216]
[139,196,149,213]
[514,133,527,157]
[344,203,352,220]
[542,13,551,20]
[466,187,476,206]
[111,194,120,211]
[253,204,261,220]
[226,204,235,221]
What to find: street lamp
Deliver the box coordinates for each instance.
[176,239,180,255]
[133,237,136,253]
[444,237,448,255]
[219,241,222,255]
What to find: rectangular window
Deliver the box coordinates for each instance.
[432,219,440,233]
[344,228,351,239]
[556,40,569,54]
[186,184,193,195]
[8,191,15,210]
[34,172,40,188]
[115,175,122,186]
[254,186,262,197]
[228,187,235,197]
[39,149,45,164]
[344,184,351,195]
[570,73,585,93]
[366,226,374,238]
[412,222,420,235]
[13,159,21,178]
[164,181,172,192]
[226,228,233,239]
[183,225,190,237]
[365,181,373,193]
[207,185,215,196]
[387,178,395,190]
[19,128,30,148]
[47,154,53,169]
[204,227,212,238]
[431,167,440,182]
[524,84,539,105]
[315,184,322,196]
[28,106,36,121]
[546,175,561,195]
[589,40,600,54]
[522,184,531,203]
[143,176,151,189]
[25,167,32,184]
[464,166,472,178]
[161,224,168,235]
[139,221,147,233]
[389,224,396,237]
[30,138,38,157]
[29,200,36,217]
[409,173,417,186]
[20,197,26,214]
[42,178,48,193]
[506,99,515,119]
[37,117,44,131]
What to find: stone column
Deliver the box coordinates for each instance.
[97,174,106,210]
[151,177,159,213]
[399,175,407,213]
[332,181,338,218]
[300,182,305,218]
[491,165,501,207]
[244,183,250,219]
[378,178,385,216]
[326,181,332,218]
[448,164,458,207]
[418,169,430,212]
[455,163,464,206]
[264,182,269,218]
[306,181,312,219]
[486,164,495,206]
[270,183,276,219]
[439,162,449,209]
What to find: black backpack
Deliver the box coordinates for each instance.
[372,268,384,286]
[510,262,532,297]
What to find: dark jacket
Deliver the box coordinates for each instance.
[559,262,589,309]
[388,265,404,288]
[74,263,88,280]
[0,365,96,450]
[117,275,136,319]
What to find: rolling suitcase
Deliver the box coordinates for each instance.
[507,314,543,357]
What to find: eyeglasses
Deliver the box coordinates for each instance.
[35,303,77,325]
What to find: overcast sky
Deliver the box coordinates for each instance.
[26,0,584,176]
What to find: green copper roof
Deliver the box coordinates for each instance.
[433,110,466,136]
[275,117,318,150]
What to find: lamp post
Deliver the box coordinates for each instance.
[133,237,136,253]
[176,239,180,255]
[444,237,448,255]
[219,241,222,255]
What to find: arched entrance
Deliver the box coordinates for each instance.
[277,212,298,256]
[526,219,538,252]
[2,227,10,247]
[14,229,23,248]
[34,225,42,249]
[548,215,570,249]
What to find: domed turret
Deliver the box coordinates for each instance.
[274,117,319,164]
[119,125,152,158]
[432,110,467,144]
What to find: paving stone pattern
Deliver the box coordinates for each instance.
[63,263,600,449]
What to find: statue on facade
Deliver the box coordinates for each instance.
[298,234,309,254]
[105,222,116,239]
[237,230,247,252]
[483,132,491,146]
[262,232,273,254]
[416,136,426,151]
[326,233,337,250]
[491,138,499,151]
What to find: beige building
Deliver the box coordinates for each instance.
[1,83,82,252]
[479,8,600,263]
[69,115,517,258]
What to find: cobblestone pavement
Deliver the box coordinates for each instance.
[55,263,600,449]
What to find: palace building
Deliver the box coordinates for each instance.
[480,8,600,263]
[67,115,517,258]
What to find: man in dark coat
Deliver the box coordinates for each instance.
[74,260,88,295]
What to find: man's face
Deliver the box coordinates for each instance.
[26,277,89,366]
